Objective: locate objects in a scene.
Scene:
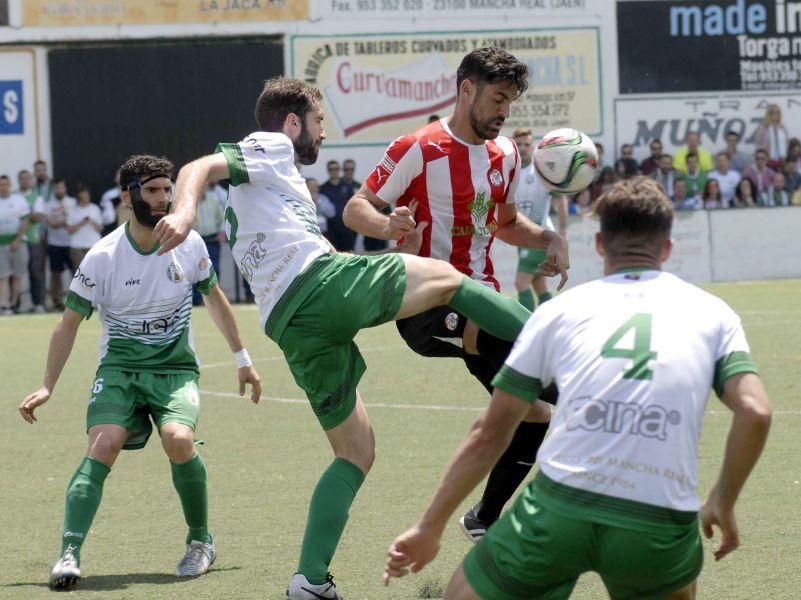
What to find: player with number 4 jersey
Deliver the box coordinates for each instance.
[384,177,771,600]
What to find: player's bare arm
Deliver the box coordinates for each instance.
[555,194,569,238]
[383,389,530,584]
[700,372,771,561]
[155,153,231,254]
[495,203,570,289]
[202,284,262,405]
[343,184,415,240]
[19,308,84,423]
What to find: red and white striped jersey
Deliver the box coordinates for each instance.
[366,119,520,290]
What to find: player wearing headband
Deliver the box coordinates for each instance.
[19,154,262,590]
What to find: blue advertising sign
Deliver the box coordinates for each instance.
[0,81,23,134]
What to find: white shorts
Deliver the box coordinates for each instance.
[0,243,29,278]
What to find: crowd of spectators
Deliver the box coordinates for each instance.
[580,103,801,213]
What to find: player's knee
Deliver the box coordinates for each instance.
[87,435,123,465]
[514,272,531,291]
[161,427,195,462]
[336,435,375,474]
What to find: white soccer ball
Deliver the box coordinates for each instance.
[533,128,599,194]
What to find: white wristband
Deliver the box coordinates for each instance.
[234,349,252,369]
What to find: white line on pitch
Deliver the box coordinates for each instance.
[200,389,484,412]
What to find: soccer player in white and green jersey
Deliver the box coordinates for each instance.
[154,77,535,600]
[19,155,262,590]
[384,177,771,600]
[512,128,568,311]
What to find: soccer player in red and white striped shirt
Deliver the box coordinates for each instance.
[345,47,570,541]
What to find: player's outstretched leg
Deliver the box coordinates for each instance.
[162,423,215,577]
[288,394,373,600]
[395,255,531,342]
[51,425,126,589]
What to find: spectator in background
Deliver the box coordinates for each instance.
[428,114,440,124]
[759,172,790,207]
[33,160,52,202]
[733,177,757,208]
[672,177,701,210]
[66,184,103,268]
[18,169,46,313]
[571,190,594,215]
[344,158,387,252]
[191,181,226,306]
[702,179,725,210]
[593,142,613,180]
[639,138,663,175]
[592,166,618,199]
[306,177,335,238]
[614,144,639,179]
[781,158,801,194]
[320,160,357,251]
[0,174,31,315]
[707,153,741,206]
[754,104,788,170]
[722,130,752,173]
[680,153,708,198]
[44,178,76,311]
[786,138,801,171]
[674,131,714,172]
[99,170,121,236]
[652,153,678,193]
[743,149,776,195]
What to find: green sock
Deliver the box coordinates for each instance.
[297,458,366,584]
[537,291,553,307]
[171,454,211,545]
[518,288,535,311]
[62,457,110,561]
[448,277,531,341]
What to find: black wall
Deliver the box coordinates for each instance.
[48,37,283,198]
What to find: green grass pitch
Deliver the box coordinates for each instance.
[3,279,801,599]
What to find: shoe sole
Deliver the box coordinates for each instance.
[50,574,80,589]
[458,516,485,544]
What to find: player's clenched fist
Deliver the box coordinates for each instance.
[386,206,416,240]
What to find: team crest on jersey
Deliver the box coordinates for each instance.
[199,257,209,271]
[489,169,503,187]
[444,312,460,331]
[526,174,535,184]
[166,262,183,283]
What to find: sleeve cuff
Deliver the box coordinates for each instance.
[491,364,543,403]
[215,143,249,187]
[65,290,93,319]
[713,351,758,398]
[196,267,218,295]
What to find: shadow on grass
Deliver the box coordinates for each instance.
[3,566,242,591]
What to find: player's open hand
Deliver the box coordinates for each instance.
[382,523,441,586]
[540,234,570,290]
[19,386,52,424]
[154,211,194,255]
[238,366,262,404]
[700,494,740,561]
[386,199,418,240]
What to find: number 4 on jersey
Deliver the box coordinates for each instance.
[601,313,658,380]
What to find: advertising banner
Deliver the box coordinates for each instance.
[23,0,308,26]
[291,29,602,146]
[315,0,593,20]
[618,0,801,93]
[0,50,39,181]
[614,93,801,158]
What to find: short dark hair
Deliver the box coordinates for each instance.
[726,130,740,140]
[686,152,698,160]
[18,169,31,177]
[119,155,174,190]
[75,182,90,194]
[595,177,673,259]
[52,177,67,186]
[456,46,529,96]
[34,160,46,167]
[0,175,9,182]
[255,76,323,132]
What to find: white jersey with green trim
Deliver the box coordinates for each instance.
[216,132,330,330]
[66,224,215,372]
[516,162,554,230]
[501,270,755,512]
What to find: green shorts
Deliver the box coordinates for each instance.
[463,475,703,600]
[276,253,406,430]
[86,368,201,450]
[517,247,547,275]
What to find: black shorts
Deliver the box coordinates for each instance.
[397,305,558,403]
[47,245,73,273]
